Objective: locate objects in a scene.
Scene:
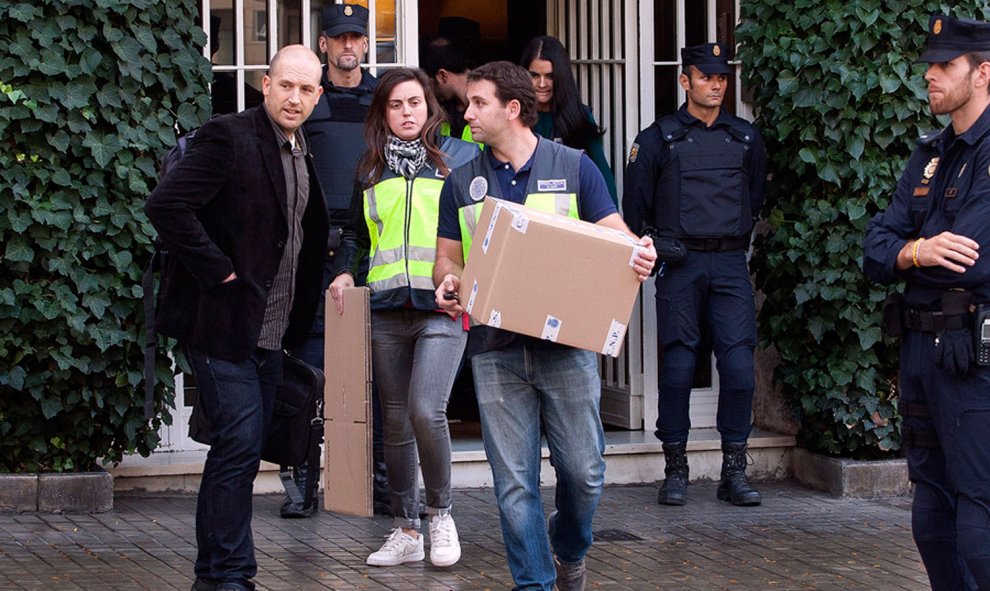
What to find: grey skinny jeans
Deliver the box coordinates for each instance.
[371,309,467,529]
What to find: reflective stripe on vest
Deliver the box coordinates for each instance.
[363,175,444,294]
[458,193,579,261]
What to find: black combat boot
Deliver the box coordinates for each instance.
[716,442,762,506]
[657,442,689,506]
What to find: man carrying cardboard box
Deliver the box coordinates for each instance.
[433,61,655,591]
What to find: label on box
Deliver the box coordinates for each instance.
[482,204,503,254]
[465,279,479,314]
[541,315,562,342]
[511,212,529,233]
[488,309,502,328]
[628,245,645,268]
[601,319,628,357]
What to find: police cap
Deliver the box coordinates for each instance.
[681,43,732,75]
[917,13,990,63]
[320,3,368,38]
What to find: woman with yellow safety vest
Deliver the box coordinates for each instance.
[328,68,480,569]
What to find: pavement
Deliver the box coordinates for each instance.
[0,481,927,591]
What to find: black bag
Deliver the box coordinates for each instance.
[188,352,325,511]
[261,353,324,467]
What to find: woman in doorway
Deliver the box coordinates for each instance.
[329,68,479,569]
[520,35,618,205]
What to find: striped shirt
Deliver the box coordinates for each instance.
[257,109,310,350]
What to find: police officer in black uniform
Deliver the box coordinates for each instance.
[284,3,388,518]
[623,42,767,508]
[863,14,990,590]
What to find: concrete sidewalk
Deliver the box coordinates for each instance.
[0,481,926,591]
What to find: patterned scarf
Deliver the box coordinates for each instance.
[385,135,429,179]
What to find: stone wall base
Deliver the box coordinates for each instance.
[792,447,911,498]
[0,471,113,513]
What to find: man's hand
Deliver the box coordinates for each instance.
[916,231,980,273]
[435,273,463,318]
[329,273,355,315]
[632,235,657,281]
[222,272,237,283]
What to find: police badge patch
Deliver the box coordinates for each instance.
[628,143,639,163]
[469,176,488,201]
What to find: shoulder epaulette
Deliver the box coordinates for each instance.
[657,117,688,143]
[725,118,756,144]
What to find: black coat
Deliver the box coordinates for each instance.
[146,106,330,362]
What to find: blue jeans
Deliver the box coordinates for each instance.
[654,250,756,445]
[189,347,282,591]
[472,341,605,591]
[372,310,467,529]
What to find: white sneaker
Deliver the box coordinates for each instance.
[428,513,462,567]
[366,528,424,566]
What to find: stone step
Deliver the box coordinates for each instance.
[109,427,795,494]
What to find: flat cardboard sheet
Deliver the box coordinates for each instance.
[323,287,372,516]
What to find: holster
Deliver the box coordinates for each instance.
[881,293,904,338]
[655,237,688,266]
[327,226,343,251]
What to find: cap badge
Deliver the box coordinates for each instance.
[344,5,353,16]
[933,18,942,35]
[712,45,721,57]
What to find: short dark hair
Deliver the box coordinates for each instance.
[964,51,990,94]
[468,61,538,127]
[420,36,470,77]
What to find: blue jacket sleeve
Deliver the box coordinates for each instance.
[622,128,659,236]
[862,164,917,285]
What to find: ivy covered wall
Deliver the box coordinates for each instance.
[738,1,990,457]
[0,0,212,472]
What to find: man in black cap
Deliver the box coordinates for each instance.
[863,13,990,590]
[623,42,767,508]
[285,2,389,518]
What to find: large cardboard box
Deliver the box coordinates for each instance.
[324,287,372,516]
[460,197,642,357]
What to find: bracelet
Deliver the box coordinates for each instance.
[912,237,925,268]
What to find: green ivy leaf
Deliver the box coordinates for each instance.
[82,131,122,167]
[5,237,35,263]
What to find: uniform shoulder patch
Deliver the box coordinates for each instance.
[628,143,639,163]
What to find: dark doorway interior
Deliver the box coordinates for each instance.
[419,0,547,66]
[419,0,546,426]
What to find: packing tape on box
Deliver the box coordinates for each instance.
[541,314,561,342]
[466,279,479,314]
[482,203,503,255]
[628,245,646,268]
[601,319,628,357]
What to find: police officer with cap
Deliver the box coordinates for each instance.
[623,42,767,508]
[863,13,990,590]
[286,2,388,518]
